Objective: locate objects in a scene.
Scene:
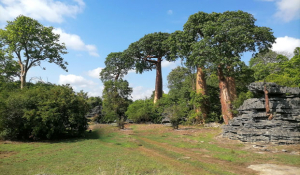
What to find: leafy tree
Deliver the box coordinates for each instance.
[100,52,134,81]
[101,80,132,127]
[125,32,173,103]
[168,29,209,123]
[265,48,300,87]
[249,50,288,81]
[0,15,68,89]
[184,11,275,124]
[167,66,194,102]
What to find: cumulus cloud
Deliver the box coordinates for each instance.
[272,36,300,56]
[0,0,85,23]
[87,67,103,79]
[59,74,103,97]
[167,10,173,15]
[131,86,153,101]
[58,74,96,88]
[53,28,99,57]
[263,0,300,22]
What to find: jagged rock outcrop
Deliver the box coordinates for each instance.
[85,105,102,119]
[223,82,300,144]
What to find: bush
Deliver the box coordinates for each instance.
[0,84,89,140]
[125,98,159,123]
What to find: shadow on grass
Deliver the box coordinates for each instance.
[36,129,105,144]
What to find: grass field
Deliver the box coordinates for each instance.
[1,124,299,175]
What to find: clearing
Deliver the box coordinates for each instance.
[0,124,299,175]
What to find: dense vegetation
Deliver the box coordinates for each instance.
[1,11,299,140]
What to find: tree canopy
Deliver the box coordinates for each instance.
[100,52,134,82]
[0,15,68,88]
[125,32,173,103]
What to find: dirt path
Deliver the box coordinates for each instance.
[137,137,257,175]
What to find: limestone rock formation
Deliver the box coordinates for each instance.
[223,82,300,144]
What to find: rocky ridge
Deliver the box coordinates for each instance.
[223,82,300,144]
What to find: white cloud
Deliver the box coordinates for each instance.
[274,0,300,22]
[167,10,173,15]
[58,74,103,97]
[272,36,300,55]
[87,86,103,97]
[131,86,153,101]
[0,0,85,23]
[58,74,96,88]
[87,67,103,79]
[161,59,181,69]
[53,28,99,57]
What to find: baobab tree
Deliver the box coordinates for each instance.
[125,32,173,103]
[185,11,275,124]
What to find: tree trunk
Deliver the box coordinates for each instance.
[153,58,162,104]
[195,66,208,123]
[226,76,237,102]
[264,84,273,120]
[217,67,233,124]
[20,71,26,89]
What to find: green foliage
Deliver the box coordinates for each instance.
[100,52,134,81]
[265,51,300,87]
[0,15,68,88]
[0,41,20,82]
[0,84,89,140]
[232,91,254,115]
[250,50,289,81]
[125,98,159,123]
[125,32,173,73]
[163,105,186,129]
[87,96,102,109]
[183,11,275,73]
[102,80,132,123]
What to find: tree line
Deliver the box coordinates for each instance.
[100,10,299,127]
[1,12,299,139]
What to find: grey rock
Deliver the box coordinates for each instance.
[223,83,300,144]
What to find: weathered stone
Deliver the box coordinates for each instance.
[223,82,300,144]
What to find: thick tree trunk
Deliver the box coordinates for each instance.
[226,76,237,102]
[195,66,208,123]
[153,58,162,104]
[217,67,233,124]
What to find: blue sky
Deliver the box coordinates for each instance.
[1,0,300,99]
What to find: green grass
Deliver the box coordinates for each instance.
[0,124,299,175]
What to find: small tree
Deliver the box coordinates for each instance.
[102,80,132,128]
[0,15,68,89]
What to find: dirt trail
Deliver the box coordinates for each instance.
[138,146,209,175]
[137,137,257,175]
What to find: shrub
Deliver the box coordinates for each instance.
[0,84,89,140]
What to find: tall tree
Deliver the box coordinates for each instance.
[168,29,209,123]
[0,15,68,89]
[187,11,275,124]
[125,32,172,103]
